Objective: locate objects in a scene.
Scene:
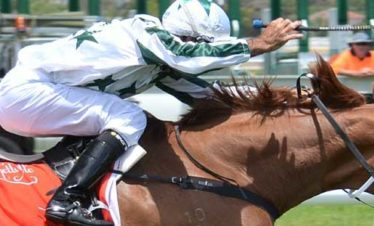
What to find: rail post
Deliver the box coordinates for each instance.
[69,0,80,12]
[270,0,281,20]
[88,0,100,16]
[137,0,147,14]
[337,0,347,25]
[297,0,309,52]
[366,0,374,38]
[17,0,29,14]
[1,0,12,13]
[229,0,241,37]
[159,0,169,18]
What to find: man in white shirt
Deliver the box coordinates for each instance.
[0,0,303,225]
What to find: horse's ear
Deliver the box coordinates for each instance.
[318,54,337,77]
[309,53,337,78]
[309,53,366,109]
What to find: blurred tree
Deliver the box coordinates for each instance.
[30,0,67,15]
[147,0,158,17]
[11,0,368,38]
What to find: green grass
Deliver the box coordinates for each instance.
[275,204,374,226]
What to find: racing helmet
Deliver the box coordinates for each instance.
[162,0,231,42]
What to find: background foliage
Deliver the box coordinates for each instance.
[10,0,370,37]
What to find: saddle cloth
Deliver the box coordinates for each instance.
[0,145,146,226]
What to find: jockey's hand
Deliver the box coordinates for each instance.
[248,18,304,57]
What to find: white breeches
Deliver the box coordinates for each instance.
[0,67,146,146]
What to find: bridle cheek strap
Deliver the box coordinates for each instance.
[297,73,374,201]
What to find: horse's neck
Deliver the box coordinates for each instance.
[137,115,251,179]
[249,108,374,213]
[322,106,374,191]
[137,116,193,176]
[177,109,374,214]
[137,108,374,215]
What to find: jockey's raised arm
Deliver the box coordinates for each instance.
[248,18,303,57]
[136,16,251,75]
[137,3,303,73]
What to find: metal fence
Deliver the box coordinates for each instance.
[0,13,102,75]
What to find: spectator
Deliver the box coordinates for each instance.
[331,32,374,77]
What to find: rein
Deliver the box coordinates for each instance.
[296,73,374,201]
[172,125,280,220]
[174,125,237,185]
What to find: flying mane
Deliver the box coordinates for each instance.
[178,54,365,126]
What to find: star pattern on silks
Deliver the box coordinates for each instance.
[117,81,137,97]
[86,75,115,92]
[73,30,98,49]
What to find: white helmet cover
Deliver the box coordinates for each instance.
[162,0,231,42]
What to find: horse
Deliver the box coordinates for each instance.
[116,55,374,226]
[0,55,373,226]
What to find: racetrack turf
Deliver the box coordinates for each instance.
[276,204,374,226]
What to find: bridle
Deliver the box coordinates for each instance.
[296,73,374,202]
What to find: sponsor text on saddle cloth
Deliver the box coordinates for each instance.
[0,145,146,226]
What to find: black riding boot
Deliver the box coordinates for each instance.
[46,130,127,226]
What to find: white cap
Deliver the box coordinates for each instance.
[162,0,231,42]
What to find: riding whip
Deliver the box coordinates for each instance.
[252,19,374,31]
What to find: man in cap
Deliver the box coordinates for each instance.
[331,32,374,77]
[0,0,303,225]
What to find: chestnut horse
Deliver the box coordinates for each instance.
[116,56,374,226]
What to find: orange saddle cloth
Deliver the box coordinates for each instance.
[0,161,113,226]
[0,161,63,225]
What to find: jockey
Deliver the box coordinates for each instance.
[0,0,303,225]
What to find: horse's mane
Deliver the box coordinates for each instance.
[178,54,365,126]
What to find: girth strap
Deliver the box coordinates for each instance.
[175,125,237,184]
[0,149,43,163]
[118,173,280,220]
